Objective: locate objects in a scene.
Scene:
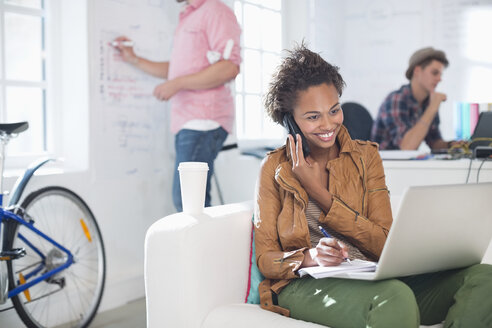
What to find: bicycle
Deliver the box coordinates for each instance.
[0,122,106,328]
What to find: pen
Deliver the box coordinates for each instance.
[111,41,134,47]
[318,225,331,238]
[318,226,351,264]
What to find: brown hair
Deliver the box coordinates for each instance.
[406,47,449,80]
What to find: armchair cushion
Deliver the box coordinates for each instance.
[245,221,264,304]
[203,304,325,328]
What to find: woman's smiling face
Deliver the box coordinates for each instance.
[292,83,343,154]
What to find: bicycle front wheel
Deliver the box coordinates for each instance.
[7,186,106,328]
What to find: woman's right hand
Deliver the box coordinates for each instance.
[288,133,334,212]
[301,237,349,268]
[288,134,323,193]
[112,36,138,64]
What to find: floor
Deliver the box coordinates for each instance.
[91,297,146,328]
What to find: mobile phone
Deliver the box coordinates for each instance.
[283,114,310,157]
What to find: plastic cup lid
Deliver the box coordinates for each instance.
[178,161,209,171]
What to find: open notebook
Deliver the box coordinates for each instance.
[299,183,492,280]
[298,259,376,278]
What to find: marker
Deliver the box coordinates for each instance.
[318,226,351,264]
[111,41,134,47]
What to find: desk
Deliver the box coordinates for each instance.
[384,158,492,200]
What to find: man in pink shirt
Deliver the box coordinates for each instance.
[114,0,241,211]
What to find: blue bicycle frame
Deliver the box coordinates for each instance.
[1,209,74,298]
[0,158,74,299]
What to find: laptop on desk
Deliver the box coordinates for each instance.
[335,182,492,280]
[470,111,492,150]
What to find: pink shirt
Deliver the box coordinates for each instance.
[168,0,242,134]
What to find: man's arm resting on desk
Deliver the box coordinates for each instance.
[401,124,450,150]
[428,139,452,150]
[153,60,239,101]
[399,120,431,150]
[399,98,442,150]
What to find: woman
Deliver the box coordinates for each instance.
[254,44,492,328]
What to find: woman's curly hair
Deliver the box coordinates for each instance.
[264,43,346,125]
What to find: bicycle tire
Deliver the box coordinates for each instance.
[6,186,106,328]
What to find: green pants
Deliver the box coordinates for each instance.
[277,264,492,328]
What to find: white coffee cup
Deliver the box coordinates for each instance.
[178,162,209,214]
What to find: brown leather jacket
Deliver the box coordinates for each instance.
[254,126,393,316]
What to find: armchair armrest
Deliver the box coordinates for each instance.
[144,202,253,328]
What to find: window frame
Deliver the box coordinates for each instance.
[233,0,285,149]
[0,0,51,164]
[0,0,89,172]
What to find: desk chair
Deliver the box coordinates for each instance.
[342,102,373,141]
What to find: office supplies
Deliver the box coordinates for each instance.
[470,103,479,135]
[379,150,427,160]
[461,102,471,140]
[318,225,331,238]
[111,40,134,47]
[318,182,492,280]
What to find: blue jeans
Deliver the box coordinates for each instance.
[172,127,228,212]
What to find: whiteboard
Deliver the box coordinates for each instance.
[89,0,181,178]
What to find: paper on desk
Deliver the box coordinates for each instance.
[379,150,428,160]
[298,259,377,279]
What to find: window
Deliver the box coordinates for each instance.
[0,0,48,156]
[234,0,284,146]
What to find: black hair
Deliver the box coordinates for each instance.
[264,42,345,125]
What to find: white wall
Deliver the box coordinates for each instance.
[209,0,313,208]
[310,0,492,141]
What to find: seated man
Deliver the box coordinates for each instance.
[371,47,454,150]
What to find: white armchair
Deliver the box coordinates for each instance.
[144,202,324,328]
[144,202,442,328]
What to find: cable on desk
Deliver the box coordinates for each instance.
[476,158,489,183]
[465,157,473,184]
[449,138,492,157]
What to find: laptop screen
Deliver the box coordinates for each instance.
[472,112,492,139]
[470,112,492,150]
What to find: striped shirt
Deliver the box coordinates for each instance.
[305,198,369,261]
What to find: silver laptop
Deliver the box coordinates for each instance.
[336,182,492,280]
